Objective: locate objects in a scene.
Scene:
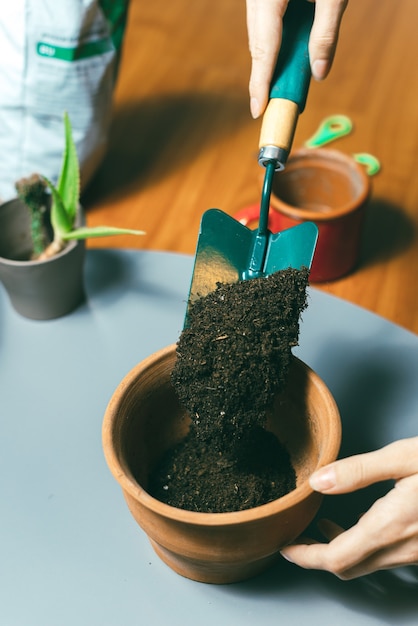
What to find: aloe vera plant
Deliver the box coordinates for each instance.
[15,112,144,260]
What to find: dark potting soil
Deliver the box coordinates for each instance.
[148,268,309,513]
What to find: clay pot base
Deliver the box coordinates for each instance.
[150,537,281,583]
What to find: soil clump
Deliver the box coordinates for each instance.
[148,268,309,513]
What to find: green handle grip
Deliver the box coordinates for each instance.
[269,0,314,112]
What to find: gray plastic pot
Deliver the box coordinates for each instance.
[0,198,85,320]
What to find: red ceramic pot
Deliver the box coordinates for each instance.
[235,148,371,282]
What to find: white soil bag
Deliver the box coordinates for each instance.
[0,0,129,201]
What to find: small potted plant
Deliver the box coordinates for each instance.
[102,271,342,584]
[0,112,144,320]
[103,346,341,584]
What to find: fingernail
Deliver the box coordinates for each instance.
[250,97,261,119]
[280,550,294,564]
[309,466,336,491]
[312,59,329,81]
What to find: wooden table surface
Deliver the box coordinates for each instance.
[83,0,418,335]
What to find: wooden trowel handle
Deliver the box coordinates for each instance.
[258,0,314,169]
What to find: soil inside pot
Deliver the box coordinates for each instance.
[148,268,309,513]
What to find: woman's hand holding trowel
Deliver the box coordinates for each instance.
[246,0,349,119]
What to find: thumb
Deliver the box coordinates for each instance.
[309,438,418,494]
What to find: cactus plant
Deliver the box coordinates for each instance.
[15,112,144,260]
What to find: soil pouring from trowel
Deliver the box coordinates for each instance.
[149,0,319,513]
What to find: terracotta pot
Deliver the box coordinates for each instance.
[0,198,85,320]
[235,148,371,282]
[102,344,341,584]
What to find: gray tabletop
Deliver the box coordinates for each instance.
[1,249,417,626]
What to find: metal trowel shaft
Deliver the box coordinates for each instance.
[246,161,275,278]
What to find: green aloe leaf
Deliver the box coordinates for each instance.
[42,112,145,248]
[57,112,80,225]
[62,226,145,240]
[43,176,72,239]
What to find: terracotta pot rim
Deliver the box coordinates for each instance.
[102,344,342,526]
[270,147,370,222]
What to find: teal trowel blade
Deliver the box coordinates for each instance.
[263,220,318,274]
[185,208,318,326]
[187,209,254,305]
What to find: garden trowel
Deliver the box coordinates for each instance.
[185,0,318,325]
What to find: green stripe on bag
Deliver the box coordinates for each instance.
[36,37,114,61]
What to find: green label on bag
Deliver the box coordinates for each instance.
[36,37,114,61]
